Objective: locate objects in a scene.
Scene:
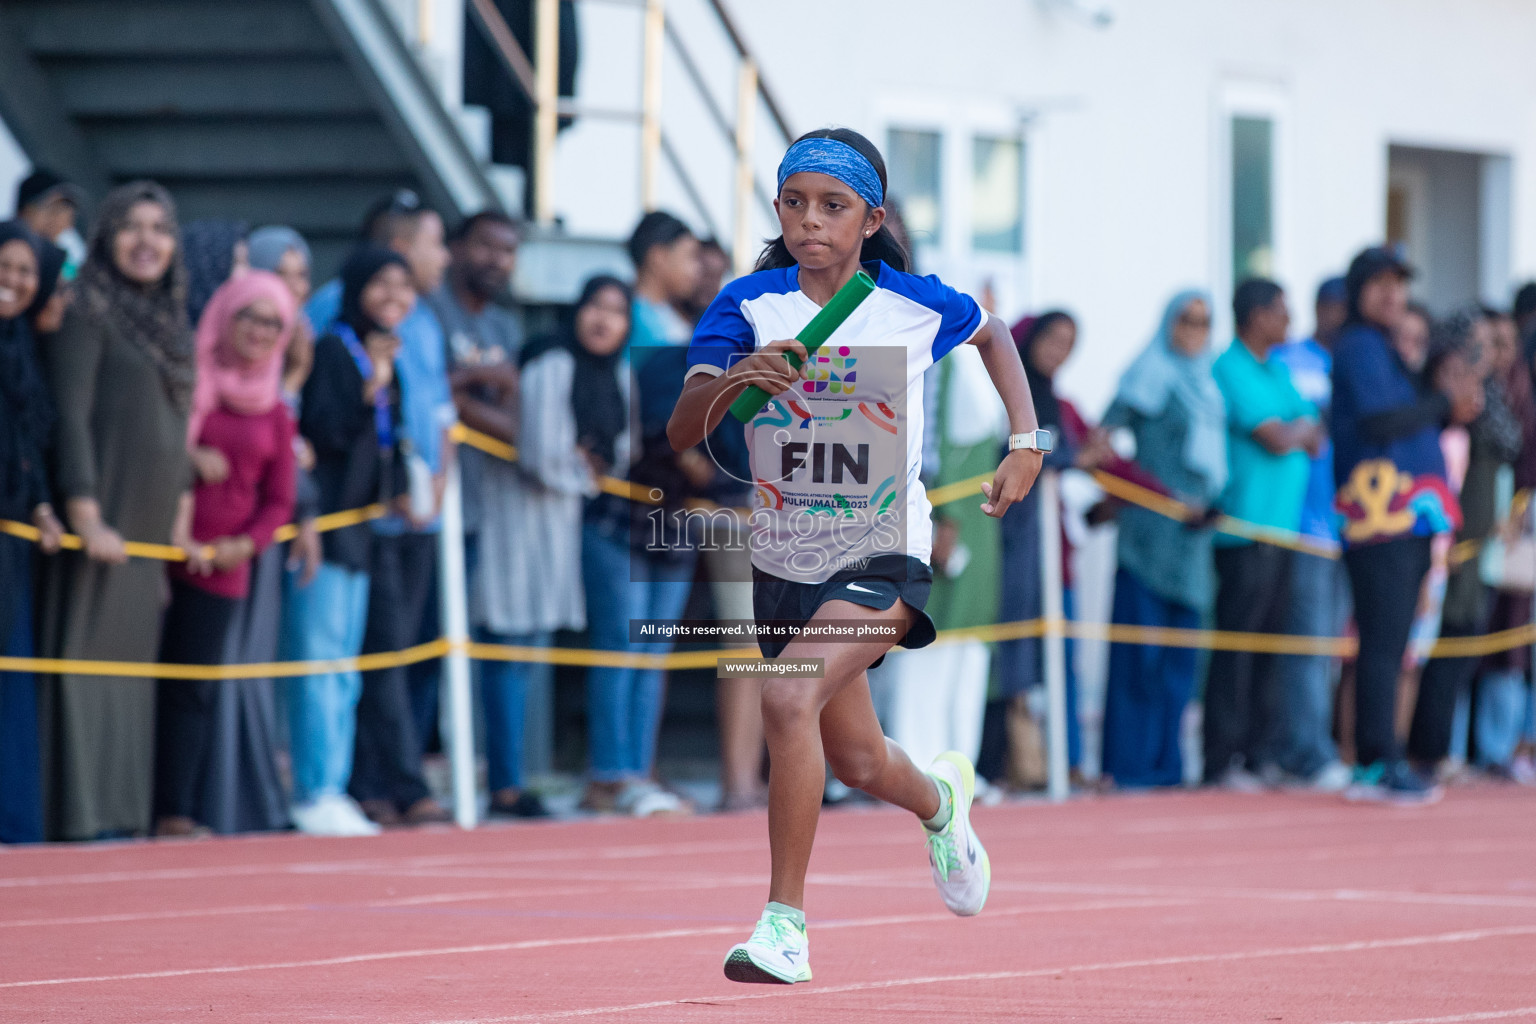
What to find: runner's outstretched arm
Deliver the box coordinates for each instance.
[969,312,1044,517]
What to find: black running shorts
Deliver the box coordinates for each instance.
[750,553,937,669]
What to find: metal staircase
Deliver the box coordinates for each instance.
[0,0,787,290]
[0,0,498,273]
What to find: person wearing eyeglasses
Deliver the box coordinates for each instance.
[154,271,298,837]
[1098,291,1228,790]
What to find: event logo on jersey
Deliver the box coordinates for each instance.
[801,346,857,395]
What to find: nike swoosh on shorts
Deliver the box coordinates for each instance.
[845,583,879,594]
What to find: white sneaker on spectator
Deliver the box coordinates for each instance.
[291,795,381,837]
[289,799,328,836]
[617,780,685,818]
[333,795,384,835]
[1214,766,1267,793]
[1508,755,1536,786]
[1308,761,1353,793]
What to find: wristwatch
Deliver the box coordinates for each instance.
[1007,429,1054,454]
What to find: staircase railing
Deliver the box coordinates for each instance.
[316,0,501,215]
[465,0,792,272]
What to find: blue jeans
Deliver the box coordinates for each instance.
[281,563,371,803]
[581,519,695,782]
[1276,551,1351,776]
[1101,568,1199,788]
[0,542,42,844]
[1473,669,1528,767]
[478,629,552,791]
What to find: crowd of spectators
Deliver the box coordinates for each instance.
[959,250,1536,805]
[1,165,1533,843]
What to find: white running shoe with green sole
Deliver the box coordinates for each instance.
[723,906,812,984]
[926,751,991,916]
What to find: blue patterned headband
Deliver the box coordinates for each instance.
[776,138,884,209]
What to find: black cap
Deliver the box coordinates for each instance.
[15,168,84,211]
[1346,244,1414,294]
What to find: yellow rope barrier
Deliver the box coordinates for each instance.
[0,639,451,681]
[4,421,1531,674]
[928,465,1500,568]
[0,423,667,563]
[271,504,390,544]
[450,421,661,505]
[449,422,517,463]
[2,516,203,563]
[6,614,1533,680]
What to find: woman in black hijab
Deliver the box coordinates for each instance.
[0,222,61,564]
[566,274,691,816]
[986,313,1081,785]
[470,275,633,818]
[0,221,62,844]
[283,245,414,838]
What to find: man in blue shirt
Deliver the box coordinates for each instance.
[1271,277,1353,791]
[306,190,455,826]
[1205,279,1322,790]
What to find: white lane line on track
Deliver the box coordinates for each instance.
[12,869,1530,931]
[287,834,1536,888]
[259,864,1536,913]
[3,802,1531,889]
[1327,1008,1536,1024]
[0,839,771,889]
[0,897,1192,988]
[813,875,1536,911]
[1103,798,1524,835]
[423,925,1536,1024]
[0,885,600,929]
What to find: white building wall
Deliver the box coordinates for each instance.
[537,0,1536,413]
[726,0,1536,412]
[0,116,30,218]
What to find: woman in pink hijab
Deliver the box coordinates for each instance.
[154,270,298,837]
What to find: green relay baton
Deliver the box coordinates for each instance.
[728,269,877,423]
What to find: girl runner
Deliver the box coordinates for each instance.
[668,127,1047,984]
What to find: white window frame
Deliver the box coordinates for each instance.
[871,95,1033,316]
[1212,81,1293,345]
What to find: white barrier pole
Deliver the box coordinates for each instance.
[1039,469,1071,803]
[437,456,478,829]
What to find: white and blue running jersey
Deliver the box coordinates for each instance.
[685,260,986,583]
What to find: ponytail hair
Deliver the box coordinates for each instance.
[755,127,911,275]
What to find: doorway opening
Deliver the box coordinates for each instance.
[1386,144,1511,313]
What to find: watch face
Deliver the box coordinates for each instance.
[1010,431,1052,453]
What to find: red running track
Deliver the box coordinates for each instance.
[3,786,1535,1022]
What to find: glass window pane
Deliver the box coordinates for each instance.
[972,136,1024,254]
[887,128,942,248]
[1232,116,1274,282]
